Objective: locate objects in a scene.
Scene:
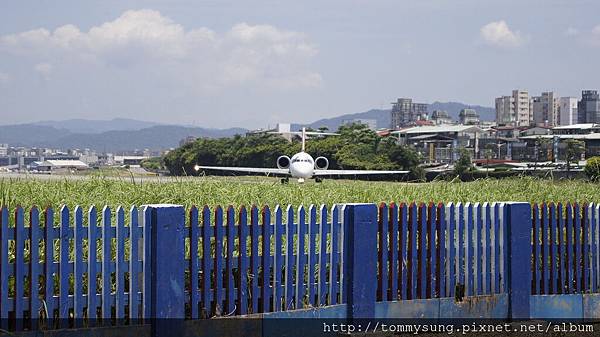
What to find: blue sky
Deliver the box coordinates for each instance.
[0,0,599,128]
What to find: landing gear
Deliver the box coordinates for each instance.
[315,177,323,183]
[280,177,289,184]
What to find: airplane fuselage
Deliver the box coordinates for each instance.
[288,152,316,180]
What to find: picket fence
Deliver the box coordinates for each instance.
[0,202,599,335]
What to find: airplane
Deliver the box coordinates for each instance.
[194,127,409,183]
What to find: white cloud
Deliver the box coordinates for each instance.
[564,27,579,37]
[0,9,321,90]
[480,20,524,48]
[34,62,53,77]
[589,25,600,46]
[0,71,8,85]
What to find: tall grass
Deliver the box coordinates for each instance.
[0,176,598,209]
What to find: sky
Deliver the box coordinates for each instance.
[0,0,599,129]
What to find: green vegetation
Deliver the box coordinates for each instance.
[585,156,600,181]
[0,176,599,210]
[163,123,425,179]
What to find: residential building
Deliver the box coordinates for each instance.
[458,108,480,125]
[559,97,578,126]
[0,144,7,157]
[495,90,531,127]
[390,98,428,129]
[430,110,453,125]
[532,92,559,126]
[578,90,600,124]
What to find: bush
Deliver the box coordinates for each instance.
[584,156,600,181]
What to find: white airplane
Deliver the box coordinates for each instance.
[194,127,409,183]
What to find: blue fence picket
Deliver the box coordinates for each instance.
[437,203,446,298]
[142,206,152,321]
[328,205,339,305]
[542,203,550,294]
[492,203,500,294]
[307,206,316,307]
[274,206,284,310]
[575,203,582,292]
[533,204,540,294]
[129,206,140,322]
[295,206,306,309]
[261,206,272,313]
[0,207,7,331]
[317,205,328,306]
[483,203,491,295]
[87,207,98,325]
[101,206,112,325]
[595,204,600,292]
[408,203,417,300]
[188,206,199,319]
[474,203,482,296]
[456,202,464,294]
[588,203,600,293]
[583,204,590,292]
[250,206,260,313]
[115,207,126,324]
[399,203,408,300]
[566,203,574,293]
[14,207,25,331]
[550,203,557,294]
[388,203,399,301]
[418,204,427,299]
[213,206,224,315]
[58,206,70,328]
[73,206,85,327]
[428,203,437,299]
[465,203,474,297]
[447,203,455,298]
[378,203,388,301]
[44,207,57,329]
[29,207,41,330]
[201,206,211,316]
[226,206,236,315]
[238,206,249,315]
[558,203,565,294]
[285,205,295,309]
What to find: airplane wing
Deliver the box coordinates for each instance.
[313,169,409,176]
[195,166,289,175]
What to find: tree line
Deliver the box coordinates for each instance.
[162,124,425,180]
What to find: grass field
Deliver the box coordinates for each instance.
[0,175,599,209]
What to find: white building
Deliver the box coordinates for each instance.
[532,92,559,126]
[559,97,578,126]
[0,144,7,157]
[495,90,531,127]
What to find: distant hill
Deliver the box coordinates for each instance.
[33,118,161,134]
[0,101,494,151]
[0,123,246,152]
[293,102,494,131]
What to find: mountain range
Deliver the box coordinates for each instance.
[0,102,494,152]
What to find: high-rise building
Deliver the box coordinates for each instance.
[558,97,578,126]
[390,98,428,129]
[459,109,480,125]
[532,92,559,126]
[578,90,600,124]
[495,90,531,127]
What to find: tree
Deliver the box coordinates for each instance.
[453,148,473,178]
[533,136,551,172]
[564,139,585,173]
[584,156,600,181]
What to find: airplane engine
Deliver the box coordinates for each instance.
[277,155,291,169]
[314,157,329,170]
